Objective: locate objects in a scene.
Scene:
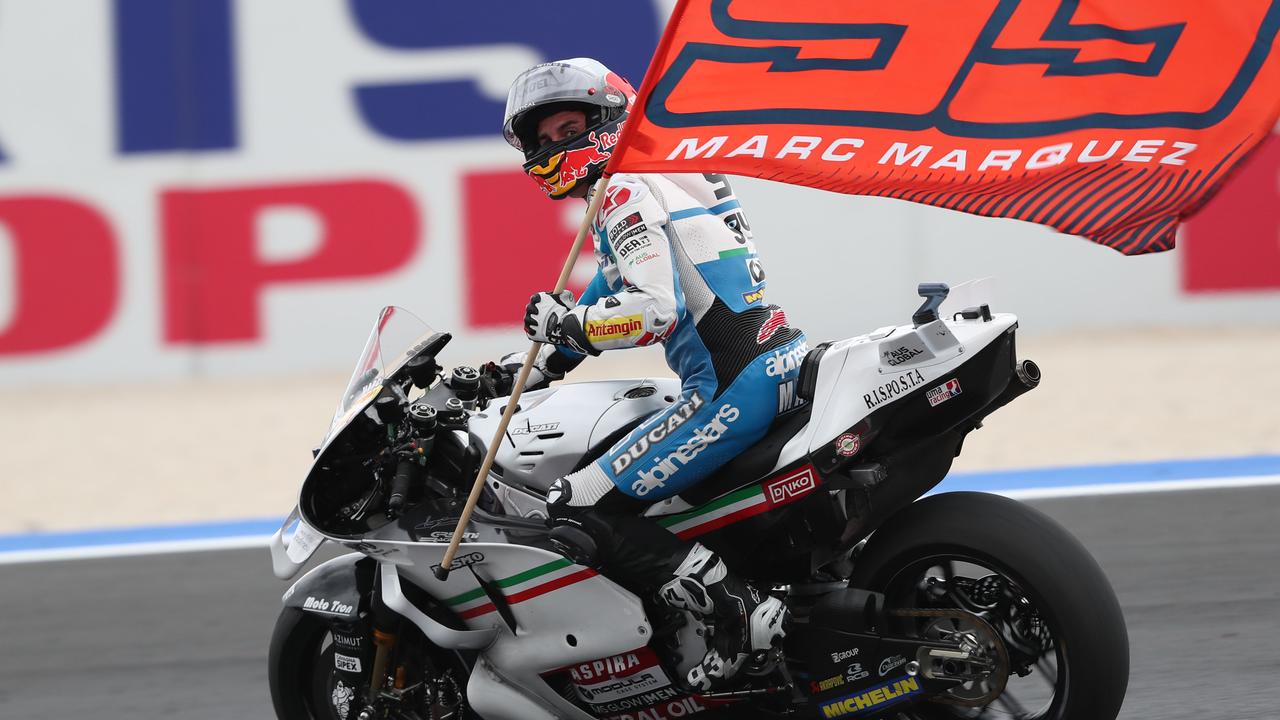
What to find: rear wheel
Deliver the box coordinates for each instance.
[848,492,1128,720]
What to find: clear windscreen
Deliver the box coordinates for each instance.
[939,277,997,318]
[326,306,436,443]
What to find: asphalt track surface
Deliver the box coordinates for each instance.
[2,486,1277,720]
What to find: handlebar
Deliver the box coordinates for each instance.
[387,457,421,517]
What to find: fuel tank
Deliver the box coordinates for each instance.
[468,378,681,494]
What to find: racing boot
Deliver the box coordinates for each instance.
[658,544,789,692]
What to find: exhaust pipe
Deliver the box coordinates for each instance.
[982,358,1041,417]
[1014,359,1041,389]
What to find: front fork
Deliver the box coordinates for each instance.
[347,573,408,719]
[347,568,467,720]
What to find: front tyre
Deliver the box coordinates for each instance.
[268,607,339,720]
[269,606,474,720]
[848,492,1129,720]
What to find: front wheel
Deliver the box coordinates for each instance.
[848,492,1129,720]
[268,607,344,720]
[268,607,472,720]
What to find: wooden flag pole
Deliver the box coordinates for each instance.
[433,175,611,581]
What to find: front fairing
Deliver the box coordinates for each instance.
[271,307,444,577]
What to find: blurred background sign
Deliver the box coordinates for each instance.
[0,0,1276,387]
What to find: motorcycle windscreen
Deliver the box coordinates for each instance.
[938,277,997,317]
[324,305,437,446]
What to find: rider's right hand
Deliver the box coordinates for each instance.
[486,350,566,395]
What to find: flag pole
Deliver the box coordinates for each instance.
[434,175,610,581]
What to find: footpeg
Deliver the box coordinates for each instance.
[745,647,784,677]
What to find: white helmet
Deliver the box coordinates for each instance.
[503,58,636,199]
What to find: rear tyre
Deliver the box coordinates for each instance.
[848,492,1128,720]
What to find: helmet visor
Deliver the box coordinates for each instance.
[503,61,621,150]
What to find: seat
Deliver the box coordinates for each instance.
[676,403,813,507]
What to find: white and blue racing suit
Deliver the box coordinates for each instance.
[540,171,807,599]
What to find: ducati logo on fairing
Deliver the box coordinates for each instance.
[510,420,560,436]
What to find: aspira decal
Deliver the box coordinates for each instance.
[864,369,926,409]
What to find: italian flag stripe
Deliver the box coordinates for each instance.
[657,484,771,539]
[445,557,572,607]
[657,484,761,528]
[458,568,599,620]
[446,479,788,617]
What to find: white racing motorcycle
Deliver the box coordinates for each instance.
[267,282,1128,720]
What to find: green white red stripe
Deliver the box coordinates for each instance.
[444,467,819,619]
[657,483,768,539]
[657,465,821,539]
[444,557,597,620]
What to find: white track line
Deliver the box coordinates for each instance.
[0,534,272,566]
[2,474,1279,565]
[990,473,1280,500]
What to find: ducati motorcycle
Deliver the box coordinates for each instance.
[267,281,1129,720]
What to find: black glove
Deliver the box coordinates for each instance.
[479,361,515,399]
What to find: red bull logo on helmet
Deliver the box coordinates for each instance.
[529,126,623,198]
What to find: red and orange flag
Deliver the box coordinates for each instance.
[608,0,1280,254]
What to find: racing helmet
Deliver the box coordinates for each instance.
[503,58,635,199]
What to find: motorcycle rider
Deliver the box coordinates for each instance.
[495,58,808,692]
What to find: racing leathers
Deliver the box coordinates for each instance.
[528,171,807,691]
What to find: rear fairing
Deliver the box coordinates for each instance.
[647,314,1026,581]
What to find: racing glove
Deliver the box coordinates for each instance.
[523,291,595,355]
[488,347,583,394]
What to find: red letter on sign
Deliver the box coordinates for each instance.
[463,170,593,328]
[0,197,119,354]
[1181,133,1280,292]
[163,180,420,343]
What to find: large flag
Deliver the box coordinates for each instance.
[608,0,1280,254]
